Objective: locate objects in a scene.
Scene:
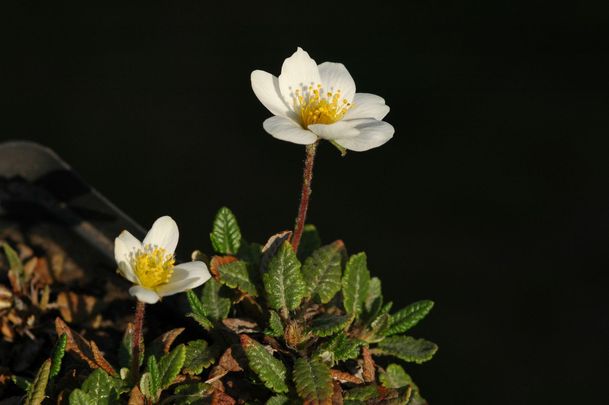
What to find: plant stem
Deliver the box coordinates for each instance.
[131,300,145,381]
[292,141,319,252]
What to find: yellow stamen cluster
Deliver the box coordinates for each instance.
[294,84,351,127]
[132,246,175,289]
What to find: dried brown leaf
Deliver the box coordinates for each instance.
[158,328,185,353]
[332,381,344,405]
[330,370,364,385]
[260,231,292,273]
[128,385,145,405]
[222,318,259,334]
[210,256,238,280]
[211,389,236,405]
[90,340,117,376]
[54,317,97,369]
[361,346,375,383]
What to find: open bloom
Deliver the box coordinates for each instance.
[114,216,211,304]
[251,47,394,152]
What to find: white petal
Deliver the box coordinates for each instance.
[278,47,321,108]
[263,116,318,145]
[335,119,395,151]
[143,216,179,254]
[344,93,390,120]
[129,286,161,304]
[156,261,211,297]
[318,62,356,104]
[308,121,360,140]
[251,70,296,119]
[114,231,142,283]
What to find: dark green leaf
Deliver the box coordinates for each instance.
[292,357,333,404]
[316,334,362,364]
[297,224,321,260]
[50,333,68,378]
[310,314,351,337]
[210,207,241,255]
[341,253,370,317]
[146,356,161,400]
[119,323,143,369]
[183,340,216,375]
[387,300,434,336]
[201,279,231,321]
[266,310,284,337]
[343,385,378,401]
[361,313,391,343]
[68,389,94,405]
[186,290,213,330]
[80,369,120,405]
[217,260,258,296]
[379,364,426,405]
[302,241,344,304]
[240,334,288,393]
[266,395,290,405]
[159,344,186,389]
[373,336,438,364]
[24,358,51,405]
[2,242,24,292]
[263,241,306,313]
[11,375,31,391]
[172,382,214,404]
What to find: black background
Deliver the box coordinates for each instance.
[3,2,609,403]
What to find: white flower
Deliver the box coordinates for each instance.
[114,216,211,304]
[251,47,394,152]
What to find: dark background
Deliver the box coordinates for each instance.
[3,2,609,403]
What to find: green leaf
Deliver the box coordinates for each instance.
[146,356,161,400]
[172,382,214,404]
[341,253,370,317]
[217,260,258,296]
[201,278,231,321]
[266,395,290,405]
[139,372,155,401]
[343,385,378,401]
[186,290,213,330]
[387,300,434,336]
[266,310,284,337]
[302,241,344,304]
[362,277,383,324]
[50,333,68,378]
[11,375,31,391]
[69,389,94,405]
[316,333,362,364]
[24,358,51,405]
[379,364,426,405]
[183,340,216,375]
[292,357,333,404]
[378,364,409,388]
[297,224,321,260]
[240,335,288,393]
[158,344,186,389]
[119,323,140,369]
[2,242,24,291]
[210,207,241,255]
[263,241,306,313]
[310,314,351,337]
[81,369,120,405]
[373,336,438,364]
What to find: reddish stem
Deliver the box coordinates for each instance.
[292,141,319,252]
[131,300,146,381]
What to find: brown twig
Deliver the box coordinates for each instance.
[131,300,146,382]
[291,141,319,252]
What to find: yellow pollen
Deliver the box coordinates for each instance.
[132,246,175,289]
[293,83,352,127]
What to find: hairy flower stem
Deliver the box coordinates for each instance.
[131,301,146,381]
[292,141,319,252]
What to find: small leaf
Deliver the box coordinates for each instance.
[50,333,68,378]
[183,340,216,375]
[263,241,306,313]
[24,358,51,405]
[310,314,351,337]
[210,207,241,255]
[379,364,411,389]
[266,310,284,337]
[119,322,142,369]
[69,389,94,405]
[81,369,121,405]
[201,278,231,321]
[172,382,214,404]
[146,356,161,400]
[217,260,258,296]
[316,334,362,364]
[266,395,290,405]
[240,334,288,393]
[373,336,438,364]
[362,277,383,324]
[11,375,32,391]
[297,224,321,260]
[147,328,185,358]
[293,357,333,405]
[387,300,434,336]
[159,344,186,389]
[186,290,213,330]
[139,373,154,401]
[361,313,391,343]
[341,253,370,317]
[302,240,345,304]
[2,242,24,293]
[343,385,378,401]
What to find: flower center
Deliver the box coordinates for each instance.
[293,84,351,127]
[132,245,175,289]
